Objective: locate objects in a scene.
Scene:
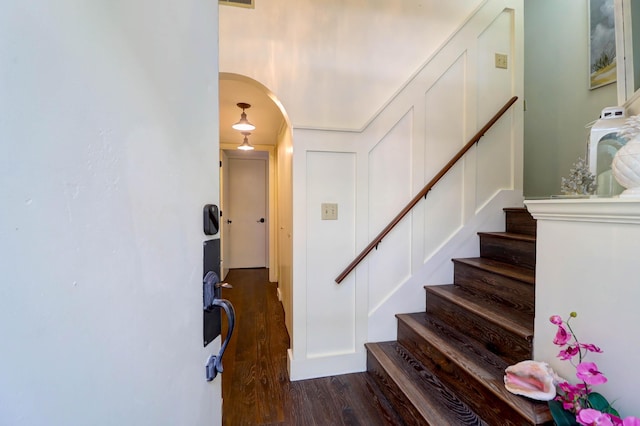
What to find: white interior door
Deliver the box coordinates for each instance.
[227,157,267,268]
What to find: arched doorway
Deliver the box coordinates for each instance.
[219,73,292,282]
[218,72,294,333]
[218,72,295,424]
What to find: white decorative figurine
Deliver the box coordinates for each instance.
[612,115,640,197]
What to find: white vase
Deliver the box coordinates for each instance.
[612,134,640,197]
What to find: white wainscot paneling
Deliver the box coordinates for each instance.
[422,55,466,263]
[476,117,513,208]
[475,9,516,209]
[424,163,464,261]
[367,220,412,313]
[477,10,514,123]
[425,54,466,173]
[368,112,413,311]
[306,151,357,357]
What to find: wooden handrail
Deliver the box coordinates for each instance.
[335,96,518,284]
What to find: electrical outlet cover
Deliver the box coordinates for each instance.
[495,53,508,69]
[321,203,338,220]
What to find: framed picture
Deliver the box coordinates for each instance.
[589,0,617,89]
[219,0,254,8]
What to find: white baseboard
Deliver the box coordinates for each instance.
[287,348,366,381]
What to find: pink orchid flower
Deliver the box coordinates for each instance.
[576,362,608,385]
[576,408,614,426]
[558,345,580,360]
[558,381,586,395]
[554,324,572,346]
[545,313,638,424]
[580,343,603,353]
[550,315,563,325]
[556,382,587,411]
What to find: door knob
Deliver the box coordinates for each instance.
[257,218,265,223]
[226,219,232,224]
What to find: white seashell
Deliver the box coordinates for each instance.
[503,360,561,401]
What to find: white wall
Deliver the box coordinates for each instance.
[219,0,483,130]
[526,199,640,418]
[0,2,221,425]
[524,0,618,197]
[276,125,294,337]
[287,0,525,380]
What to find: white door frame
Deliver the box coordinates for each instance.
[220,145,278,282]
[220,149,231,279]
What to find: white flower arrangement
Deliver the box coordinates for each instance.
[560,157,596,196]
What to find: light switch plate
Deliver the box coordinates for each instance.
[495,53,508,69]
[321,203,338,220]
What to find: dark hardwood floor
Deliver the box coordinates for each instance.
[221,268,396,426]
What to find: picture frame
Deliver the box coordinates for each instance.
[589,0,617,89]
[219,0,254,9]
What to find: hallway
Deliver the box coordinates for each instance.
[220,268,397,425]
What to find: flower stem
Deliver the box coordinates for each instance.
[564,316,591,407]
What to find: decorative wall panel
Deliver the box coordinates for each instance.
[367,112,413,311]
[306,151,357,357]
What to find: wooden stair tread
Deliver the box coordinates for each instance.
[452,257,535,285]
[397,313,552,424]
[478,231,536,243]
[366,341,488,425]
[425,284,532,339]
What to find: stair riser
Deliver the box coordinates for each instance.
[453,262,534,316]
[397,320,538,426]
[505,209,536,236]
[425,290,532,365]
[366,349,429,426]
[479,235,536,270]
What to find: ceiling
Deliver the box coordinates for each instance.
[219,78,286,148]
[219,1,482,130]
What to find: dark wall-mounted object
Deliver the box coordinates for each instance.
[203,204,219,235]
[203,239,221,347]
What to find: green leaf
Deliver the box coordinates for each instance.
[588,393,620,417]
[548,400,579,426]
[588,392,609,410]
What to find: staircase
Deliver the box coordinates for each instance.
[365,208,552,425]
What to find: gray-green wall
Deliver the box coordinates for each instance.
[524,0,617,197]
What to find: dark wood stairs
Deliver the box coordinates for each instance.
[365,207,552,425]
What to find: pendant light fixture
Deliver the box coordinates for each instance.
[237,132,255,151]
[232,102,255,131]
